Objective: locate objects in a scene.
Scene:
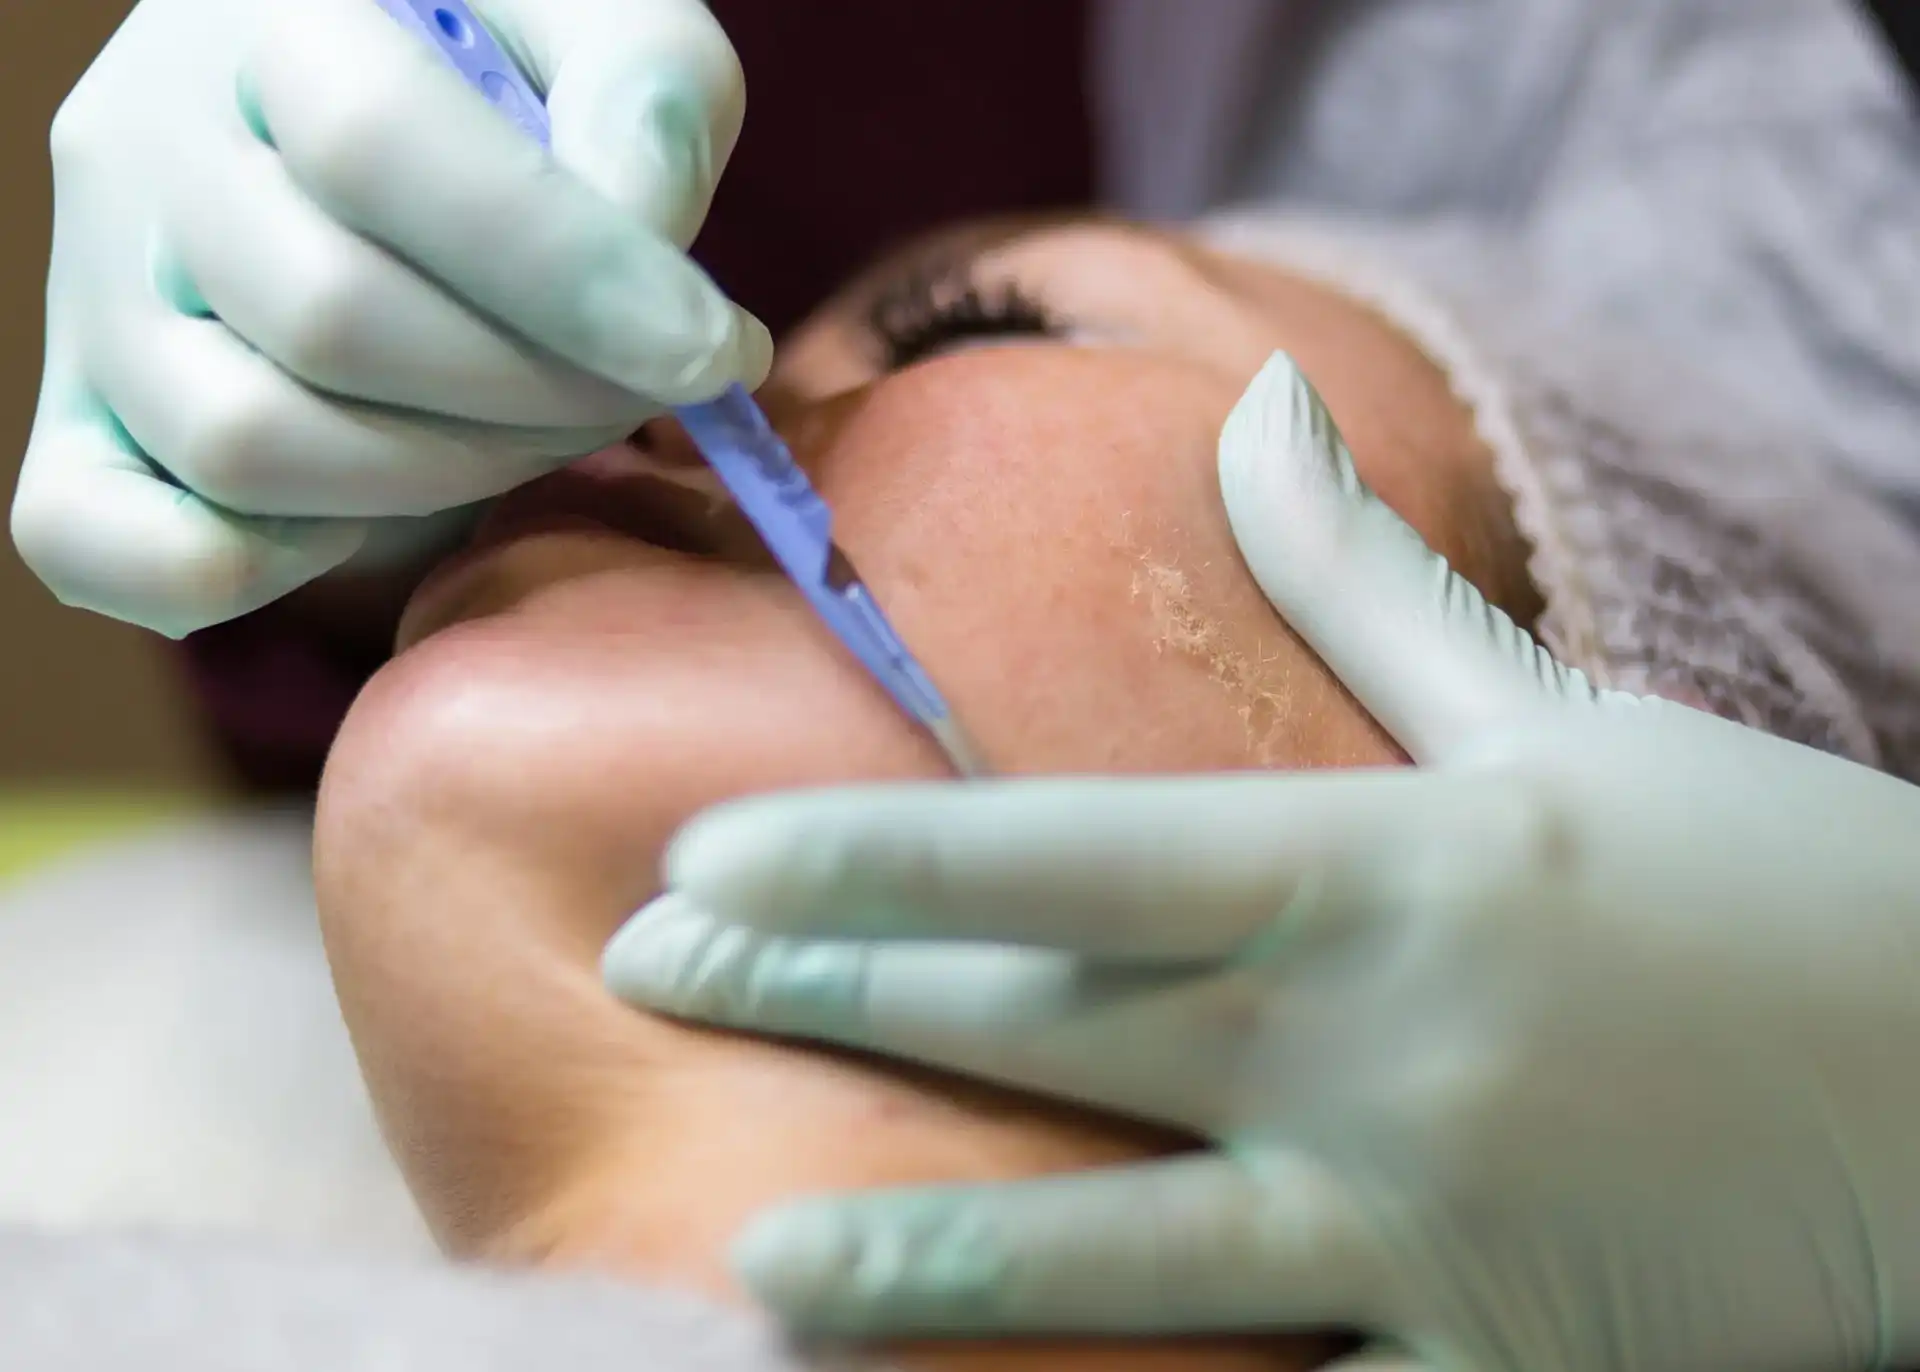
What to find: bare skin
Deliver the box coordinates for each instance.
[315,221,1538,1370]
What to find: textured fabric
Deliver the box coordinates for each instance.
[1100,0,1920,518]
[0,1227,888,1372]
[1203,212,1920,783]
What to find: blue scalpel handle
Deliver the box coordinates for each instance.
[370,0,984,775]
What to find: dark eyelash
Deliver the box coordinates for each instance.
[866,263,1062,370]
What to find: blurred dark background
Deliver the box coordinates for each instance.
[0,0,216,795]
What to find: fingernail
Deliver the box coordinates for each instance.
[660,801,767,900]
[729,307,775,390]
[600,893,714,1002]
[579,259,739,399]
[732,1204,862,1313]
[735,1198,1012,1334]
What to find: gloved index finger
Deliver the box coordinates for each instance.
[247,0,765,405]
[605,893,1222,1126]
[664,769,1495,960]
[1218,353,1601,764]
[474,0,745,244]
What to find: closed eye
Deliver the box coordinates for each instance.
[865,260,1065,370]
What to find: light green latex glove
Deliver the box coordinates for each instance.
[604,353,1920,1372]
[13,0,769,638]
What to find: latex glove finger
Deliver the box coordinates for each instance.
[604,894,1230,1127]
[729,1153,1382,1339]
[248,0,770,403]
[478,0,743,245]
[1218,352,1603,762]
[11,416,366,639]
[665,769,1510,957]
[94,308,615,518]
[162,126,651,429]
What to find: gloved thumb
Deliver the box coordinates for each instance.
[1218,351,1602,764]
[729,1153,1381,1338]
[476,0,744,248]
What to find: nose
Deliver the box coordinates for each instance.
[633,382,870,478]
[629,415,704,469]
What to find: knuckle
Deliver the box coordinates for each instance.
[1422,770,1572,923]
[1388,1032,1517,1209]
[271,256,373,381]
[47,91,100,173]
[9,471,81,594]
[675,9,746,129]
[162,536,266,632]
[173,383,285,510]
[1193,979,1274,1056]
[644,0,745,81]
[11,452,242,637]
[291,85,398,200]
[265,25,414,206]
[584,2,746,173]
[657,924,752,1017]
[1475,771,1576,885]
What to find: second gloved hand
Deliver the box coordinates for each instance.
[603,354,1920,1372]
[13,0,769,637]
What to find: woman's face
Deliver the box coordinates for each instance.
[379,220,1525,896]
[315,224,1534,1359]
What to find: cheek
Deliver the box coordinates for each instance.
[859,526,1395,775]
[797,354,1403,773]
[366,349,1404,943]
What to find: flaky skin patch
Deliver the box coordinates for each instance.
[1121,509,1295,764]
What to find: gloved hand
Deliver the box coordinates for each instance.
[13,0,768,638]
[603,352,1920,1372]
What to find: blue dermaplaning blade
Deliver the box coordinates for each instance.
[370,0,986,777]
[673,395,988,778]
